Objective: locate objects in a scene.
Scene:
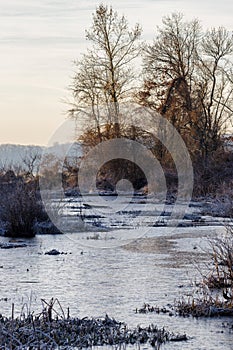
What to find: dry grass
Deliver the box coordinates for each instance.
[176,225,233,317]
[0,298,187,349]
[176,286,233,317]
[205,226,233,292]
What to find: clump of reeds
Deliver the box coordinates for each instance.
[175,285,233,317]
[135,303,174,316]
[205,225,233,291]
[0,298,187,349]
[176,224,233,317]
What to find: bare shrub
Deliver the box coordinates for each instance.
[193,151,233,198]
[176,288,233,317]
[211,181,233,217]
[204,226,233,291]
[176,225,233,317]
[0,181,46,238]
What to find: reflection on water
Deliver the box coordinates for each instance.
[0,199,232,349]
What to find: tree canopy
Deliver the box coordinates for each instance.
[139,13,233,162]
[69,7,233,169]
[69,4,142,143]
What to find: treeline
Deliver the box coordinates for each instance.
[68,4,233,197]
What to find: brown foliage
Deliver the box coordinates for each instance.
[0,179,47,238]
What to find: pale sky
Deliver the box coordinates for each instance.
[0,0,232,145]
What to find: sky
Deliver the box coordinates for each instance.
[0,0,232,145]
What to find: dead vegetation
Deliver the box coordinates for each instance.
[204,226,233,291]
[0,298,187,349]
[0,181,47,238]
[176,225,233,317]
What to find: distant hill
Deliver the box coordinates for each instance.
[0,143,82,171]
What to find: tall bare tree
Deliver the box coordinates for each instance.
[193,27,233,160]
[139,13,233,162]
[69,4,142,143]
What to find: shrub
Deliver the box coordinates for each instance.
[193,150,233,198]
[0,181,47,238]
[176,225,233,317]
[205,225,233,291]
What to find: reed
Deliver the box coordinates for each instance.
[0,298,187,349]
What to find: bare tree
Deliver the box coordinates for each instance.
[139,13,233,162]
[69,4,142,141]
[139,14,200,112]
[193,27,233,160]
[21,148,42,179]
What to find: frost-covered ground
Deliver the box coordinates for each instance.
[40,193,231,241]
